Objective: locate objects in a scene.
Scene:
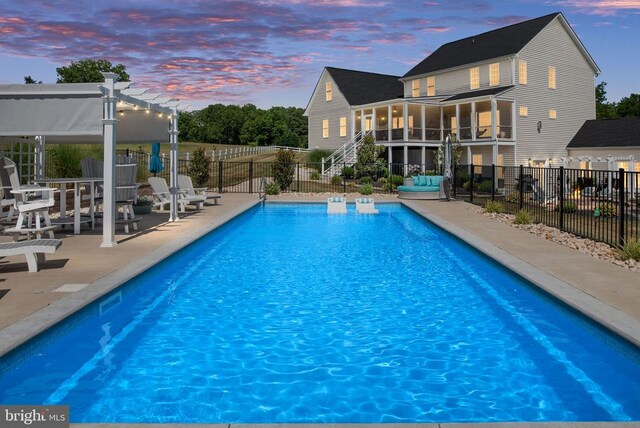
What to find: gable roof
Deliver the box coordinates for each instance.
[325,67,403,106]
[443,85,514,102]
[404,13,561,78]
[567,117,640,149]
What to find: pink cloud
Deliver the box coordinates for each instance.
[550,0,640,16]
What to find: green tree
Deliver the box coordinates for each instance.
[272,149,296,190]
[595,81,617,119]
[24,75,41,84]
[616,93,640,117]
[353,135,385,179]
[187,147,211,188]
[56,59,130,83]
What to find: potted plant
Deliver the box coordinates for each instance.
[132,195,154,215]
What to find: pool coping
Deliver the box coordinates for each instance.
[0,199,262,358]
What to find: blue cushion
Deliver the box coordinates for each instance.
[397,185,439,192]
[418,176,428,186]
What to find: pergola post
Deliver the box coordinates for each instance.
[101,73,118,248]
[34,136,45,179]
[169,107,179,221]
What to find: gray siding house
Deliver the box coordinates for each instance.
[305,12,600,168]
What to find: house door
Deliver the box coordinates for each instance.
[364,115,373,132]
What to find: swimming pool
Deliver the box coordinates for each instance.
[0,203,639,422]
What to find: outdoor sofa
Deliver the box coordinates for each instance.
[397,175,446,200]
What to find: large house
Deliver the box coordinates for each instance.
[305,12,600,169]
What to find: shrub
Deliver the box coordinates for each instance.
[463,180,471,191]
[505,191,520,204]
[307,149,332,171]
[341,166,355,179]
[310,171,320,180]
[265,182,280,195]
[620,239,640,261]
[360,183,373,195]
[353,134,385,179]
[424,170,436,176]
[49,145,85,178]
[359,176,373,185]
[513,209,534,225]
[407,164,423,176]
[331,175,343,185]
[187,147,211,188]
[378,177,388,185]
[478,180,493,193]
[484,200,504,214]
[390,174,404,186]
[556,201,577,213]
[272,149,296,190]
[454,168,469,188]
[596,202,617,217]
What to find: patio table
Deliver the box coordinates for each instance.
[37,178,102,235]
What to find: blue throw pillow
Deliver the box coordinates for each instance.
[417,176,427,186]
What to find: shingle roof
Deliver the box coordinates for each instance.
[326,67,403,105]
[567,117,640,149]
[443,85,514,102]
[404,13,560,78]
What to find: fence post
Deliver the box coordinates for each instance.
[519,164,524,210]
[559,166,565,231]
[491,164,496,201]
[218,161,223,193]
[126,148,130,157]
[343,163,346,193]
[469,163,474,204]
[619,168,626,246]
[297,162,300,192]
[249,161,254,193]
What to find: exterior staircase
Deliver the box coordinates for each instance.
[322,130,372,176]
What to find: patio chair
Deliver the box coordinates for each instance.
[115,162,140,233]
[327,196,347,214]
[0,239,62,272]
[148,177,204,213]
[81,157,104,222]
[178,175,221,205]
[2,157,57,240]
[355,197,379,214]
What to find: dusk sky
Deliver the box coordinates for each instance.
[0,0,638,110]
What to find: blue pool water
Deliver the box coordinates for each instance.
[0,203,639,423]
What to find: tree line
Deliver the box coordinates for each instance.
[596,82,640,118]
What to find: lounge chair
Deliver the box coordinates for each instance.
[0,239,62,272]
[178,175,221,205]
[148,177,205,213]
[327,196,347,214]
[355,197,379,214]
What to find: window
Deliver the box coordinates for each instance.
[339,117,347,137]
[519,106,528,117]
[325,81,332,101]
[497,153,504,179]
[579,161,589,170]
[489,63,500,86]
[412,80,420,97]
[322,119,329,138]
[548,66,556,89]
[519,60,527,84]
[426,76,435,96]
[549,109,557,119]
[472,154,482,174]
[470,67,479,89]
[392,117,404,129]
[616,161,629,171]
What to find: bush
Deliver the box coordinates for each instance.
[596,202,617,217]
[505,191,520,204]
[341,166,355,179]
[360,183,373,195]
[620,239,640,261]
[265,182,280,195]
[378,177,388,185]
[272,149,296,190]
[187,147,211,188]
[454,168,469,188]
[484,200,504,214]
[354,134,386,179]
[478,180,493,193]
[331,175,343,185]
[513,209,534,225]
[307,149,332,171]
[49,145,86,178]
[310,171,320,180]
[359,176,373,185]
[390,174,404,186]
[556,201,577,213]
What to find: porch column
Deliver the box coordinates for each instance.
[455,104,460,140]
[403,145,408,176]
[471,102,477,141]
[388,146,393,173]
[421,146,426,169]
[169,107,179,222]
[34,136,45,179]
[421,105,426,141]
[100,72,118,248]
[492,143,498,166]
[350,110,356,140]
[511,101,517,141]
[467,145,472,165]
[403,103,409,142]
[491,98,498,140]
[388,105,392,142]
[440,107,444,141]
[372,108,377,136]
[360,110,365,134]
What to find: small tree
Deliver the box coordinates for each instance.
[434,136,462,173]
[272,149,296,190]
[353,135,385,179]
[56,59,130,83]
[188,147,211,188]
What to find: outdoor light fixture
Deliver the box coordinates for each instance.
[537,120,542,133]
[145,109,150,114]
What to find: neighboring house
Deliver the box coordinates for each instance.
[565,116,640,173]
[305,12,600,169]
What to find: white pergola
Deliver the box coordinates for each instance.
[0,73,189,248]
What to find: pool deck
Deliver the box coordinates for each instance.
[0,193,638,428]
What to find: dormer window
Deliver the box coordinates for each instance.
[426,76,435,96]
[470,67,479,90]
[412,80,420,97]
[325,81,332,101]
[489,63,500,86]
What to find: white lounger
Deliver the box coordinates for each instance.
[0,239,62,272]
[178,175,221,205]
[327,196,347,214]
[148,177,205,213]
[355,197,379,214]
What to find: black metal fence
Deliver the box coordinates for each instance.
[454,164,640,247]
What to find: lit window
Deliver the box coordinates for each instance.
[489,63,500,86]
[339,117,346,137]
[325,81,332,101]
[412,80,420,97]
[470,67,479,90]
[519,106,528,117]
[519,60,527,85]
[472,154,482,174]
[549,109,557,119]
[427,76,435,96]
[579,161,588,170]
[497,153,504,179]
[392,117,404,129]
[548,66,556,89]
[322,119,329,138]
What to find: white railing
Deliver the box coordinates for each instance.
[178,145,309,162]
[322,130,372,176]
